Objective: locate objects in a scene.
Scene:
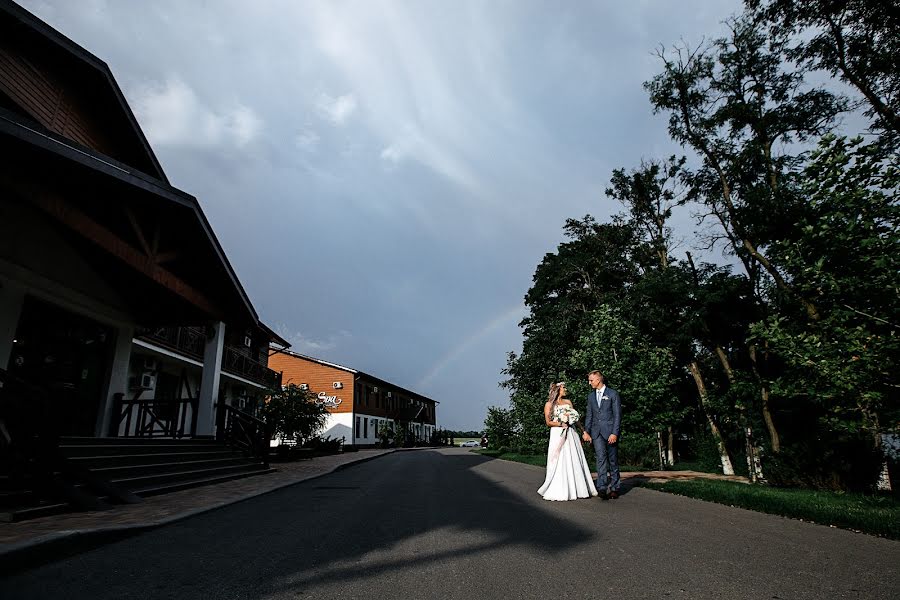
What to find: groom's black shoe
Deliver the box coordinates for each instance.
[598,490,609,500]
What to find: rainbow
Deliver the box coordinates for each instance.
[417,303,528,389]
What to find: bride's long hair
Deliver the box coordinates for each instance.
[547,381,564,411]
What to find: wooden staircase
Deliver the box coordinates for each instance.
[1,436,273,522]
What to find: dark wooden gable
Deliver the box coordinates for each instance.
[0,1,167,183]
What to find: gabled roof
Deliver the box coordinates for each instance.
[1,0,168,182]
[0,105,258,329]
[276,350,439,404]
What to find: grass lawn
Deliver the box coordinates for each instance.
[474,449,546,466]
[641,478,900,539]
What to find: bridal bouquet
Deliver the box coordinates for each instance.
[554,405,580,437]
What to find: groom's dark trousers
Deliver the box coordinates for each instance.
[584,386,622,492]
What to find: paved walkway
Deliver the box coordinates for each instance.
[0,449,744,566]
[0,449,395,559]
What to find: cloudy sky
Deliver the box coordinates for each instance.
[23,0,745,430]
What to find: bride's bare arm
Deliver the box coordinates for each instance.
[544,402,565,428]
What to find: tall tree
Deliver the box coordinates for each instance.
[645,16,846,322]
[606,158,739,473]
[751,135,900,444]
[501,218,639,449]
[748,0,900,145]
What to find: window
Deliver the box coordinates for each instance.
[356,416,360,438]
[363,417,368,438]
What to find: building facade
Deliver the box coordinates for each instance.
[0,0,286,441]
[268,351,438,447]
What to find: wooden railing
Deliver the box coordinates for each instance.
[219,404,270,468]
[112,393,198,438]
[136,326,205,361]
[222,346,281,388]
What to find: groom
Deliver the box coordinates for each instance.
[582,370,622,499]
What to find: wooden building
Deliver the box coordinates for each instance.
[0,0,287,519]
[269,351,438,447]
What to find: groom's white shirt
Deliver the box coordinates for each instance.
[596,385,606,408]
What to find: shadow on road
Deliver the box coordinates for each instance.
[258,449,597,595]
[0,449,599,599]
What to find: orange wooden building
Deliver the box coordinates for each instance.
[268,350,438,447]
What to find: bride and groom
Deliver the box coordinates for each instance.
[537,370,622,501]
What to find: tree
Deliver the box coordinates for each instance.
[569,305,685,470]
[261,384,329,446]
[645,15,846,322]
[501,217,640,449]
[748,0,900,145]
[752,135,900,442]
[483,406,517,450]
[607,158,756,475]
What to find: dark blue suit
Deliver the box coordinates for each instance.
[584,386,621,492]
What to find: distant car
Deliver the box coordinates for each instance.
[460,440,479,447]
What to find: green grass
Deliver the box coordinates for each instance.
[667,460,722,474]
[641,478,900,539]
[474,449,547,466]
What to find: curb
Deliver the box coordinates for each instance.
[0,449,398,576]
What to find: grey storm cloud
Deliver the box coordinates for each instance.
[21,0,743,429]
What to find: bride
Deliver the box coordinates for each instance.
[537,381,598,501]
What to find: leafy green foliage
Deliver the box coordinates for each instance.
[569,305,684,436]
[752,135,900,435]
[496,3,898,493]
[261,384,330,445]
[483,406,517,450]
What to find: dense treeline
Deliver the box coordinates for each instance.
[490,0,899,491]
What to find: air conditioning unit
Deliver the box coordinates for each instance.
[372,386,379,393]
[299,383,309,391]
[142,357,158,371]
[243,335,252,348]
[140,372,155,389]
[129,372,155,390]
[333,382,343,389]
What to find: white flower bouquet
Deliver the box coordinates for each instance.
[553,405,581,439]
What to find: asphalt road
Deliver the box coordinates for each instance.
[1,448,898,599]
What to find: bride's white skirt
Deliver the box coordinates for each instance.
[537,427,598,501]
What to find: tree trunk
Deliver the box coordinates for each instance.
[749,344,780,452]
[667,426,675,466]
[657,431,667,471]
[688,360,735,476]
[714,346,764,482]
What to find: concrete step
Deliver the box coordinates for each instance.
[91,456,258,480]
[60,436,218,445]
[0,500,70,523]
[69,450,242,469]
[132,467,276,497]
[60,443,230,457]
[111,462,269,492]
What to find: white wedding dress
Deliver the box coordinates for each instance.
[537,426,599,501]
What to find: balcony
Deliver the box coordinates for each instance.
[135,326,281,388]
[222,345,281,389]
[136,326,205,361]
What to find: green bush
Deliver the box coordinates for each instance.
[617,432,659,469]
[764,434,884,492]
[302,435,342,453]
[683,429,728,474]
[261,384,329,445]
